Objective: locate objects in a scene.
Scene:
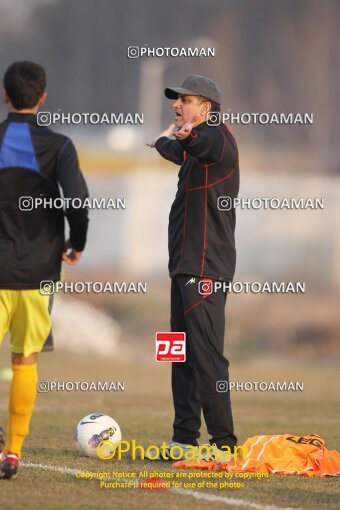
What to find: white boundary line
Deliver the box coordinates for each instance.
[173,488,300,510]
[21,461,301,510]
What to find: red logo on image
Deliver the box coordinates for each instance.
[155,332,186,362]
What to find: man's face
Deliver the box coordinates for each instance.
[172,94,208,128]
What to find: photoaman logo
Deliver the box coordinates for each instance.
[96,439,244,462]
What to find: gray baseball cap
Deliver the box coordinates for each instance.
[165,74,221,104]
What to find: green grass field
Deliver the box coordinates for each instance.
[0,351,339,510]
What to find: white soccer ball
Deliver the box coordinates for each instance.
[75,413,122,458]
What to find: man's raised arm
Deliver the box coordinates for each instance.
[174,117,225,163]
[147,124,185,165]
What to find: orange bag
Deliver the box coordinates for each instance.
[174,434,340,477]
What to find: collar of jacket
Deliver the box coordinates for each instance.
[194,120,208,131]
[7,112,37,123]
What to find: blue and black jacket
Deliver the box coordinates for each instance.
[0,112,89,289]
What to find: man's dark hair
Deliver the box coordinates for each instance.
[197,95,221,113]
[3,61,46,109]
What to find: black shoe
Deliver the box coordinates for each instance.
[0,452,19,480]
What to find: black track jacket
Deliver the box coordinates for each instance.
[155,121,239,281]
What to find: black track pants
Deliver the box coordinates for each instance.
[170,275,237,448]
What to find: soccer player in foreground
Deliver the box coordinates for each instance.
[0,61,89,479]
[148,75,240,461]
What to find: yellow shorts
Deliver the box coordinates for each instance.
[0,289,52,357]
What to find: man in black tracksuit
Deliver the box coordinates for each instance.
[150,75,239,456]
